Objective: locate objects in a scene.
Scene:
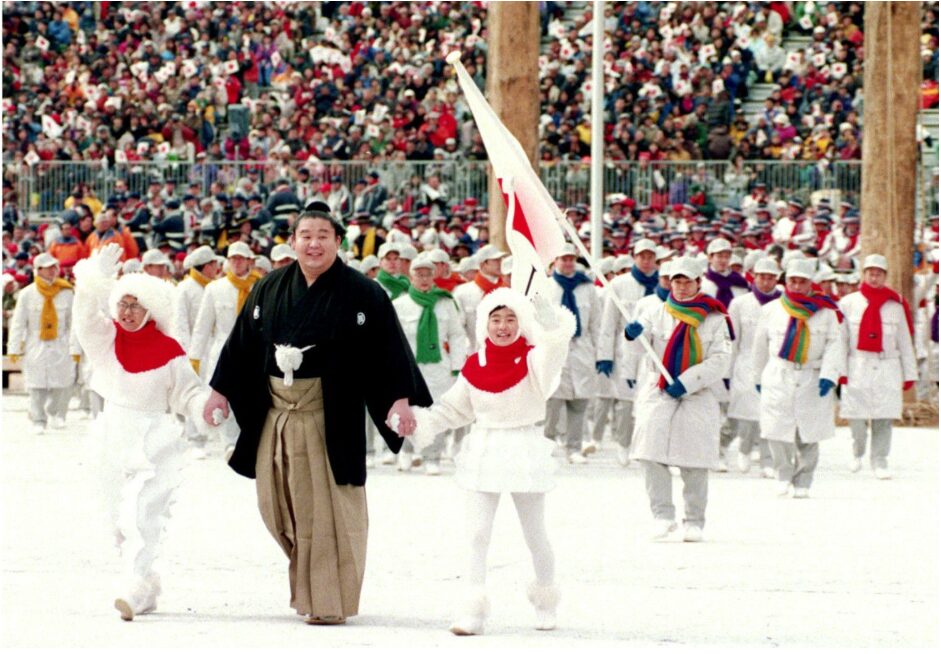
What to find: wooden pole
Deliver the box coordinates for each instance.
[861,1,921,305]
[861,2,922,404]
[485,1,540,252]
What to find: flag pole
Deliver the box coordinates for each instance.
[589,0,604,262]
[445,51,674,385]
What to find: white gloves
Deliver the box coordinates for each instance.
[96,243,123,278]
[531,292,557,328]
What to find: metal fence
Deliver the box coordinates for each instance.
[3,158,937,222]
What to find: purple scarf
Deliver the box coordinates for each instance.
[752,287,782,306]
[705,268,750,308]
[932,307,938,344]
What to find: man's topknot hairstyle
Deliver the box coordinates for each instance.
[293,200,347,239]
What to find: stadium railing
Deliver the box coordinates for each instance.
[4,159,938,223]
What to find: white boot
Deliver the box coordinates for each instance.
[449,587,489,636]
[114,575,158,621]
[527,582,560,631]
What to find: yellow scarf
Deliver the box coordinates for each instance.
[35,277,73,341]
[189,268,212,287]
[361,228,376,258]
[227,270,261,314]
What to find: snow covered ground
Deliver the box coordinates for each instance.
[1,391,938,648]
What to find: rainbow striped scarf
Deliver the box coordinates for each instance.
[659,293,733,390]
[778,291,843,364]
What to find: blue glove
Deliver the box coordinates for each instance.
[624,321,644,341]
[818,378,836,397]
[626,379,636,389]
[665,379,687,399]
[755,384,761,393]
[596,360,614,377]
[723,378,730,391]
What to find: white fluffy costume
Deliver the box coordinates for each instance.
[410,287,576,491]
[406,287,575,635]
[73,246,211,620]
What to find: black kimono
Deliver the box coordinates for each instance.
[211,256,432,483]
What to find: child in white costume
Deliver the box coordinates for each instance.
[73,244,214,621]
[395,287,575,635]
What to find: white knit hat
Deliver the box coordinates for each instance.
[109,272,175,334]
[186,245,216,269]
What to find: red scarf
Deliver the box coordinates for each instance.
[473,271,506,295]
[787,217,805,249]
[857,283,914,353]
[434,273,464,293]
[842,233,859,253]
[113,320,186,373]
[461,337,534,393]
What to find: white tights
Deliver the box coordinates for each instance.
[464,491,555,586]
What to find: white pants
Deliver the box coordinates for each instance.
[28,387,71,425]
[464,491,555,586]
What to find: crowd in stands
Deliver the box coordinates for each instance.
[3,1,937,176]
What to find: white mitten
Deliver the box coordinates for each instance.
[97,242,123,277]
[531,292,557,328]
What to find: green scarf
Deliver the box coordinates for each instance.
[377,268,410,299]
[408,285,453,364]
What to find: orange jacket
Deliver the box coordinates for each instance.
[48,239,88,268]
[85,227,140,261]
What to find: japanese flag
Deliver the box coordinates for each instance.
[223,60,239,75]
[24,151,40,166]
[41,115,62,138]
[182,60,198,78]
[831,62,848,79]
[36,35,49,51]
[271,51,282,68]
[447,52,566,296]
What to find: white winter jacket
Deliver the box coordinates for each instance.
[6,282,79,389]
[629,301,732,468]
[597,273,650,400]
[752,299,846,443]
[393,291,468,400]
[189,276,243,381]
[171,275,207,354]
[544,275,600,401]
[838,292,917,420]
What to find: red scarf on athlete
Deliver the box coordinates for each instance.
[435,273,464,293]
[857,283,914,353]
[113,320,186,373]
[473,271,506,295]
[461,337,534,393]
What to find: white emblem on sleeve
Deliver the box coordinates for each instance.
[357,312,366,325]
[253,305,260,320]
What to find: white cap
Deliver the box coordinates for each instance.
[706,237,732,254]
[845,271,861,284]
[398,243,418,260]
[812,262,832,281]
[743,250,763,271]
[141,249,171,267]
[346,259,361,273]
[655,245,674,261]
[862,253,888,271]
[557,243,578,258]
[254,256,272,273]
[360,254,380,272]
[378,242,399,259]
[753,257,781,275]
[598,256,615,276]
[186,245,216,269]
[227,242,255,259]
[785,258,816,279]
[614,254,634,271]
[410,252,435,271]
[427,248,450,264]
[457,256,479,273]
[669,256,703,280]
[501,255,514,275]
[271,243,297,262]
[659,260,674,278]
[33,252,59,269]
[1,272,15,288]
[633,238,657,255]
[121,258,142,274]
[730,254,743,267]
[476,244,508,261]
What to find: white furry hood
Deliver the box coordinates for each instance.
[474,287,539,349]
[108,273,176,334]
